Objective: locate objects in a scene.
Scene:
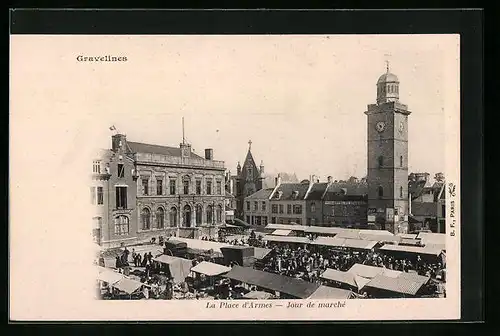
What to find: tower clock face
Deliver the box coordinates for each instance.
[375,121,386,132]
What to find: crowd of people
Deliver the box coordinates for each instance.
[98,229,446,299]
[256,243,446,289]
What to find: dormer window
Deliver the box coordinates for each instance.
[292,191,299,199]
[275,191,283,199]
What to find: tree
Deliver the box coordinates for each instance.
[434,172,445,182]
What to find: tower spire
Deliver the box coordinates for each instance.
[248,139,252,151]
[386,60,390,73]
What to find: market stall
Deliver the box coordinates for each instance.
[224,265,320,299]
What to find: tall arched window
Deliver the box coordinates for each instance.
[183,205,192,228]
[388,85,392,93]
[378,156,384,168]
[378,186,384,199]
[169,207,177,227]
[400,155,403,167]
[196,204,202,225]
[400,186,403,198]
[141,208,151,230]
[156,207,164,229]
[114,216,129,235]
[216,205,223,223]
[206,205,213,224]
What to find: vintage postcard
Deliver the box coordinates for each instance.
[10,34,460,321]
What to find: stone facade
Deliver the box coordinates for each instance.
[93,133,226,248]
[365,68,411,234]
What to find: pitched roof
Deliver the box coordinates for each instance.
[127,141,204,159]
[224,266,320,299]
[308,285,354,299]
[365,273,430,296]
[320,268,357,287]
[246,188,274,200]
[324,182,368,197]
[305,183,329,200]
[272,182,310,200]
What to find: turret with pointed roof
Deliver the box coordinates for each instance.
[233,140,265,219]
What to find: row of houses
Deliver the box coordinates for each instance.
[243,175,369,228]
[243,173,446,232]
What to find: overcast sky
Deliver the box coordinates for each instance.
[12,34,459,182]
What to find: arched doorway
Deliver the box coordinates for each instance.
[195,204,202,226]
[156,207,165,229]
[183,205,192,227]
[206,205,213,224]
[141,208,151,230]
[216,205,223,223]
[169,207,177,227]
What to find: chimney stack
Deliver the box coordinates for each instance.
[205,148,213,160]
[275,174,282,187]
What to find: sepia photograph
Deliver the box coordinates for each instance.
[10,33,461,320]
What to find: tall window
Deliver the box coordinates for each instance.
[141,208,151,230]
[169,179,176,195]
[93,161,101,174]
[279,204,284,214]
[196,205,203,225]
[287,204,292,214]
[117,164,124,178]
[400,186,403,198]
[156,179,163,195]
[196,180,201,195]
[400,155,403,167]
[254,201,258,211]
[206,180,212,195]
[246,201,250,211]
[441,204,446,217]
[183,205,192,227]
[169,207,177,227]
[115,186,127,209]
[378,186,384,199]
[216,205,222,223]
[156,207,165,229]
[272,204,278,214]
[378,156,384,168]
[183,178,190,195]
[142,178,149,196]
[311,202,316,212]
[293,205,302,214]
[206,205,213,224]
[114,216,129,235]
[216,181,222,195]
[247,167,253,179]
[90,187,96,204]
[97,186,104,205]
[262,201,266,212]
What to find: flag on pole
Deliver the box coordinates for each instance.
[109,125,116,131]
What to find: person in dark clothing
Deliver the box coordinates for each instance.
[115,256,122,270]
[148,252,153,262]
[142,253,148,267]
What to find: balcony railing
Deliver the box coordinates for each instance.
[135,153,225,169]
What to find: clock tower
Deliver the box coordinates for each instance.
[365,64,411,233]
